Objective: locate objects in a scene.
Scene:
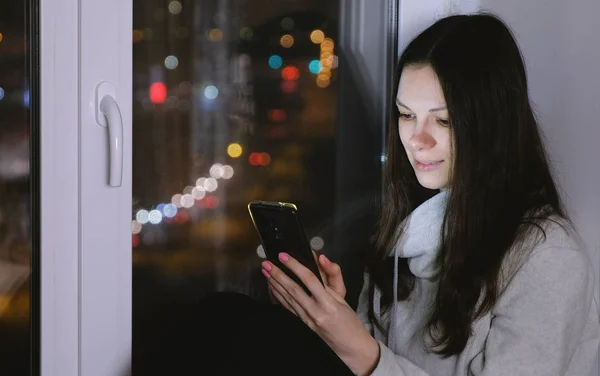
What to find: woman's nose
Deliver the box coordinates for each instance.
[409,129,436,150]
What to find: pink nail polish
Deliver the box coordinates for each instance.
[279,252,290,262]
[322,255,332,264]
[262,261,272,271]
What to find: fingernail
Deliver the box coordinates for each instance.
[321,254,332,265]
[261,268,271,278]
[261,261,271,271]
[278,252,290,262]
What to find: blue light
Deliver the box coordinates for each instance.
[156,203,166,213]
[309,60,322,74]
[24,89,30,108]
[0,87,4,101]
[268,55,283,69]
[163,204,177,218]
[204,85,219,100]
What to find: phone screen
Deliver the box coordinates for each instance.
[248,201,323,296]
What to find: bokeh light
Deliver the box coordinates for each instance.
[257,245,266,258]
[163,204,178,218]
[132,220,142,235]
[282,66,300,81]
[168,1,182,15]
[204,85,219,99]
[204,178,218,192]
[136,210,150,224]
[208,28,223,42]
[309,60,322,74]
[148,210,163,225]
[164,55,179,70]
[149,82,167,104]
[209,163,224,179]
[268,55,283,69]
[310,236,325,251]
[240,27,253,40]
[227,143,243,158]
[310,30,325,44]
[171,194,183,208]
[280,34,294,48]
[321,38,334,52]
[268,109,287,122]
[221,165,234,179]
[249,152,272,166]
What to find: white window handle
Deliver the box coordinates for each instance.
[95,81,123,187]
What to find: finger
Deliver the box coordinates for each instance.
[324,285,347,305]
[268,277,315,330]
[276,252,330,305]
[312,250,328,283]
[268,284,295,314]
[318,254,346,297]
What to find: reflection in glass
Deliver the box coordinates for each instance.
[132,0,347,359]
[0,1,33,374]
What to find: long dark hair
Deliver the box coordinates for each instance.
[367,13,567,357]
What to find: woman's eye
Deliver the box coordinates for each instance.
[437,118,450,127]
[399,113,414,121]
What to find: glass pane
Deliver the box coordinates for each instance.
[0,0,36,374]
[132,0,381,362]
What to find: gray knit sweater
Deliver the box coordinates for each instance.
[357,191,600,375]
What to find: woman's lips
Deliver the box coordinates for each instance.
[415,159,443,171]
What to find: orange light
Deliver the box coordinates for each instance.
[280,34,294,48]
[149,82,167,104]
[310,30,325,44]
[133,30,143,43]
[268,109,287,122]
[282,66,300,81]
[208,28,223,42]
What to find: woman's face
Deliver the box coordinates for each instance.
[396,64,453,190]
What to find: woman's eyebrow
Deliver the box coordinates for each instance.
[396,99,447,112]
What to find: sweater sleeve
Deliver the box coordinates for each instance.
[355,273,431,376]
[364,246,599,376]
[468,245,600,375]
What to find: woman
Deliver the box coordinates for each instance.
[261,13,600,375]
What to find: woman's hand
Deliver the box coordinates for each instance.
[266,251,346,303]
[262,252,380,376]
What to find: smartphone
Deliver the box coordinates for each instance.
[248,200,324,296]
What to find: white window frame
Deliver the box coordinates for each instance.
[40,0,133,374]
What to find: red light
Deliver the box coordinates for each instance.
[174,209,189,224]
[249,152,272,166]
[149,82,167,104]
[282,66,300,81]
[281,80,298,93]
[205,196,219,209]
[260,152,271,166]
[268,109,287,122]
[132,234,140,248]
[249,152,262,166]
